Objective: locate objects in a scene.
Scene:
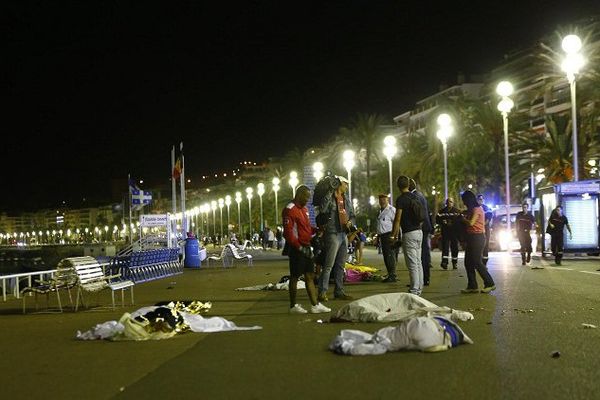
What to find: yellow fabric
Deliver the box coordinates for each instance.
[344,263,378,273]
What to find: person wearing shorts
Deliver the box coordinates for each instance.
[282,185,331,314]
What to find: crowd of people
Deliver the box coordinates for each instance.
[272,172,576,314]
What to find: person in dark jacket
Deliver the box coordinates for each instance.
[516,202,536,265]
[546,205,572,265]
[410,178,433,285]
[436,198,461,269]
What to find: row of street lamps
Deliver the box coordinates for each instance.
[186,34,584,240]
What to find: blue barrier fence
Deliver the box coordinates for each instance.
[110,248,182,284]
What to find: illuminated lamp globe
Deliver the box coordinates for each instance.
[496,81,514,97]
[436,113,452,127]
[562,34,582,54]
[383,135,396,147]
[497,98,514,113]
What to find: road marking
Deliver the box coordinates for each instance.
[580,271,600,276]
[545,267,573,271]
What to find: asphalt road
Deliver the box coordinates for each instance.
[0,247,598,400]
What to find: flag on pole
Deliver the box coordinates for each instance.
[129,179,152,210]
[172,158,182,180]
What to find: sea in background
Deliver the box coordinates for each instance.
[0,245,85,275]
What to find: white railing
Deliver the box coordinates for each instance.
[1,269,57,301]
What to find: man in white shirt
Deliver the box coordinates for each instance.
[377,194,398,283]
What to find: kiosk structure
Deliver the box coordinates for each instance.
[539,180,600,255]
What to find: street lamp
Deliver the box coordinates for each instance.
[383,135,397,199]
[257,183,265,231]
[235,192,242,236]
[193,206,199,237]
[246,187,254,234]
[272,177,280,226]
[497,80,515,238]
[218,198,224,238]
[561,34,585,181]
[313,162,324,182]
[211,200,217,237]
[225,195,232,233]
[202,203,210,236]
[289,171,299,198]
[342,150,355,200]
[436,113,453,200]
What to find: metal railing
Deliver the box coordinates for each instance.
[1,269,57,301]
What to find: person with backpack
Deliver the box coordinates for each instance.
[391,175,424,296]
[410,178,433,286]
[315,175,355,302]
[459,190,495,294]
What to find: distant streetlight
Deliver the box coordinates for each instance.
[383,135,397,199]
[257,183,265,231]
[342,150,355,200]
[561,34,585,181]
[272,177,280,226]
[211,200,217,237]
[289,171,299,198]
[225,195,232,234]
[313,162,324,182]
[235,192,242,236]
[497,80,515,239]
[436,113,454,200]
[246,187,254,233]
[218,198,224,238]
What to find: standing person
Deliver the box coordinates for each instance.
[354,228,367,264]
[282,185,331,314]
[460,190,495,293]
[477,194,494,266]
[410,178,433,286]
[546,206,572,265]
[516,202,536,265]
[436,198,461,269]
[391,176,424,296]
[317,176,355,301]
[377,194,398,282]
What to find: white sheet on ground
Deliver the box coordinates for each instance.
[329,316,473,355]
[332,293,473,323]
[235,280,305,291]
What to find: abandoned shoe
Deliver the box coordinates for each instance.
[289,304,308,314]
[310,303,331,313]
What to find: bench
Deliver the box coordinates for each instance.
[206,246,232,267]
[21,256,134,313]
[227,244,253,267]
[21,263,78,313]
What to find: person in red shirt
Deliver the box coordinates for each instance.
[460,190,495,294]
[282,185,331,314]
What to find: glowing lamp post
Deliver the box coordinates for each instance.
[561,34,585,181]
[235,192,242,236]
[218,198,224,238]
[497,80,515,238]
[257,183,265,231]
[210,200,217,237]
[246,187,254,234]
[225,195,232,233]
[313,162,324,182]
[289,171,299,198]
[436,113,453,200]
[203,203,210,236]
[342,150,355,200]
[383,136,397,199]
[272,177,280,226]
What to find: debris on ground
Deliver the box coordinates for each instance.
[581,323,597,329]
[551,351,561,358]
[514,308,535,313]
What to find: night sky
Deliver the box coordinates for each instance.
[3,1,598,213]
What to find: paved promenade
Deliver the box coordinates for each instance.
[1,247,598,400]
